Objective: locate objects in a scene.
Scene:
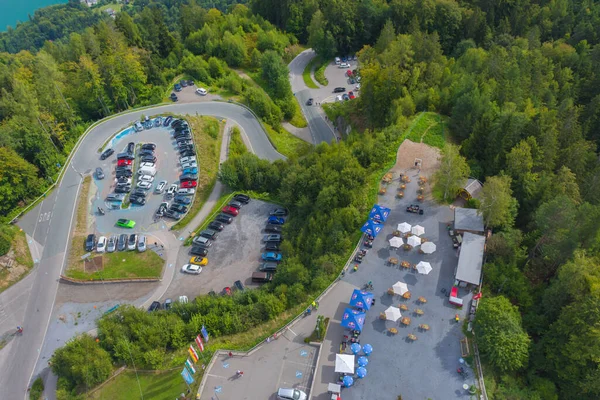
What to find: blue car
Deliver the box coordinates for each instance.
[183,167,198,175]
[268,216,285,225]
[262,252,282,262]
[174,83,182,92]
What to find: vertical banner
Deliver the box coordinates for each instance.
[188,345,199,363]
[181,367,194,385]
[195,335,204,352]
[201,325,209,342]
[185,358,196,375]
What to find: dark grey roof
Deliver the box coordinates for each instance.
[454,208,484,233]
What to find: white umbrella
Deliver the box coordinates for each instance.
[397,222,412,233]
[411,225,425,236]
[392,281,409,295]
[384,306,402,321]
[389,237,403,248]
[407,235,422,247]
[335,354,355,374]
[421,242,437,254]
[416,261,433,275]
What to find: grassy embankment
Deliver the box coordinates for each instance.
[302,58,319,89]
[314,58,329,86]
[0,224,35,293]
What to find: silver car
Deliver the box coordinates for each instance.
[137,235,147,252]
[107,235,117,253]
[277,388,307,400]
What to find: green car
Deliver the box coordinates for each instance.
[116,218,136,228]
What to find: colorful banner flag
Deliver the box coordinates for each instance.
[195,335,204,352]
[188,345,199,363]
[201,325,209,342]
[181,367,194,385]
[185,358,196,375]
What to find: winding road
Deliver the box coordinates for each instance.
[0,102,283,399]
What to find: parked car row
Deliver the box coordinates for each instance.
[253,207,288,283]
[171,79,195,102]
[148,295,188,312]
[85,232,146,253]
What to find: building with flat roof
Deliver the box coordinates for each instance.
[454,207,484,234]
[455,232,486,287]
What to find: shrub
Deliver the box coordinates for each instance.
[0,233,11,256]
[30,377,44,399]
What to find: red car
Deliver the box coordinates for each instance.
[181,180,197,188]
[349,91,355,99]
[117,159,132,166]
[222,205,239,216]
[346,69,352,77]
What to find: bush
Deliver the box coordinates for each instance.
[30,377,44,399]
[0,233,11,256]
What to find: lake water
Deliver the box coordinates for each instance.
[0,0,67,31]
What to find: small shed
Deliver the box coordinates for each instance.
[455,232,486,287]
[459,178,483,200]
[454,208,484,235]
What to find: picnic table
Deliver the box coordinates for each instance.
[399,304,409,311]
[401,317,411,325]
[401,261,411,269]
[379,187,387,195]
[388,257,399,266]
[419,324,430,331]
[388,327,398,335]
[414,308,424,316]
[403,291,412,299]
[418,296,427,304]
[407,334,418,341]
[396,191,404,198]
[402,175,411,183]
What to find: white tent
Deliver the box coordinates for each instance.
[335,354,355,374]
[407,235,422,247]
[411,225,425,236]
[389,237,403,248]
[397,222,412,233]
[384,306,402,322]
[416,261,433,275]
[421,241,437,254]
[392,281,409,295]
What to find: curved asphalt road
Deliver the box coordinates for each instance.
[0,102,282,399]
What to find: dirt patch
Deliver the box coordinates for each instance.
[0,225,35,293]
[84,256,104,273]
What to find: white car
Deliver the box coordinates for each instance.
[127,234,138,250]
[179,295,189,303]
[166,184,178,197]
[181,264,202,275]
[137,235,147,252]
[181,161,197,169]
[277,388,307,400]
[180,156,196,164]
[177,188,195,195]
[96,236,107,253]
[355,83,361,91]
[195,88,208,96]
[139,162,155,168]
[107,236,117,253]
[338,62,349,68]
[155,180,167,194]
[138,175,154,183]
[138,181,152,190]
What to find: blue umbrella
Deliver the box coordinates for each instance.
[358,356,369,367]
[369,204,391,222]
[360,220,383,237]
[350,343,361,354]
[356,366,367,379]
[343,375,354,387]
[363,344,373,355]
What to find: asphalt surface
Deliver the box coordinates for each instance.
[0,101,283,399]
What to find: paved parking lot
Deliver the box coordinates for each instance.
[161,199,278,300]
[311,169,477,400]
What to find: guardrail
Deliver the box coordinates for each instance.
[60,275,161,284]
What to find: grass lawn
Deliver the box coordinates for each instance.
[264,124,312,158]
[88,369,186,400]
[67,250,164,280]
[65,176,92,275]
[404,112,447,149]
[96,3,123,13]
[172,116,224,229]
[229,126,248,158]
[314,57,329,86]
[302,58,319,89]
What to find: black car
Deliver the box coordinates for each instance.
[85,234,96,251]
[234,194,250,204]
[170,93,178,102]
[265,241,280,251]
[333,87,346,93]
[306,98,314,106]
[100,148,114,160]
[115,185,131,193]
[164,210,181,220]
[139,149,155,157]
[208,221,224,231]
[265,224,282,233]
[179,148,194,155]
[170,203,188,213]
[174,125,189,133]
[141,156,157,163]
[234,280,245,291]
[176,138,192,145]
[141,143,156,151]
[187,80,194,86]
[171,119,184,128]
[164,298,172,310]
[190,246,209,256]
[163,116,174,126]
[117,152,135,160]
[228,200,242,209]
[180,174,198,182]
[174,83,182,92]
[174,131,191,138]
[132,188,147,198]
[174,195,192,205]
[215,213,233,224]
[127,142,135,154]
[156,202,168,216]
[116,165,132,172]
[270,208,289,216]
[180,150,196,158]
[118,234,127,251]
[117,176,131,184]
[130,196,146,206]
[148,301,161,312]
[116,170,133,179]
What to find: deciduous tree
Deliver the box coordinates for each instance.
[433,143,470,202]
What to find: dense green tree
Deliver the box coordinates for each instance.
[307,10,336,60]
[479,175,518,229]
[433,144,470,201]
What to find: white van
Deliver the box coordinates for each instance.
[336,95,343,102]
[335,57,341,65]
[138,166,156,176]
[177,188,195,195]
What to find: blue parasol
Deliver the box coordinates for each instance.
[343,375,354,387]
[360,219,383,237]
[357,356,369,367]
[369,204,391,222]
[349,289,374,311]
[350,342,361,354]
[356,366,367,379]
[363,343,373,355]
[341,308,366,332]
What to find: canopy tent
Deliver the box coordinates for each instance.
[407,235,422,247]
[397,222,412,233]
[360,220,383,237]
[411,225,425,236]
[392,281,409,295]
[384,306,402,321]
[349,289,374,311]
[369,204,391,222]
[389,236,403,248]
[416,261,433,275]
[335,354,355,374]
[341,308,366,332]
[421,241,437,254]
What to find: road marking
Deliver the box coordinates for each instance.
[287,327,297,337]
[222,362,229,369]
[296,371,303,378]
[214,386,222,393]
[300,350,308,357]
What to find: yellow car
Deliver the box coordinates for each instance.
[189,256,208,266]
